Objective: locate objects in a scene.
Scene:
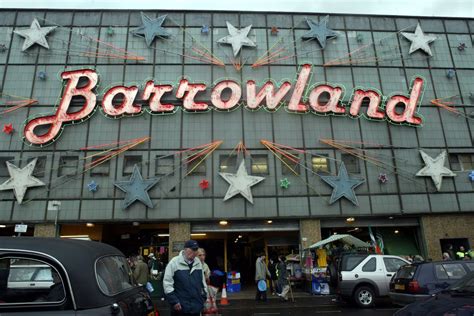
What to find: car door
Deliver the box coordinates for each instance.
[381,257,409,296]
[356,257,387,296]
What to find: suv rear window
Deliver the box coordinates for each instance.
[341,255,368,271]
[395,264,417,279]
[96,256,135,296]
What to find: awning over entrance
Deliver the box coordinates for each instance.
[309,234,370,249]
[191,221,299,232]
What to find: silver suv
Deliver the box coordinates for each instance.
[337,254,409,308]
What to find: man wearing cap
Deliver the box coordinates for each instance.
[163,240,207,316]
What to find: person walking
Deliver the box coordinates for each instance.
[197,248,211,284]
[132,255,149,286]
[163,240,207,316]
[276,256,290,301]
[268,257,278,295]
[255,253,271,302]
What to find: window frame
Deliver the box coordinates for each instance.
[89,155,111,176]
[251,155,269,175]
[341,153,360,173]
[361,257,377,272]
[155,155,175,176]
[0,156,15,177]
[122,155,142,176]
[219,154,237,173]
[58,155,79,177]
[311,154,330,174]
[281,153,300,175]
[449,153,474,171]
[186,154,206,176]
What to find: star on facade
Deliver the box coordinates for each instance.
[301,15,338,49]
[219,160,264,204]
[280,178,290,189]
[87,180,98,192]
[217,21,256,57]
[468,171,474,182]
[0,158,45,204]
[13,18,57,51]
[131,12,171,47]
[416,150,455,191]
[320,162,365,206]
[401,23,437,56]
[3,123,14,135]
[114,165,159,209]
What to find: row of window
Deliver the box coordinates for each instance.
[0,153,473,178]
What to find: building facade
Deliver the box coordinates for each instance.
[0,9,473,273]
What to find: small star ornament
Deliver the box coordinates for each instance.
[87,180,98,192]
[400,23,437,56]
[199,179,209,190]
[13,18,57,51]
[0,158,45,204]
[3,123,14,135]
[301,15,338,49]
[217,21,256,57]
[378,173,388,184]
[320,162,365,206]
[114,165,159,209]
[201,25,210,34]
[131,12,171,47]
[219,160,264,204]
[416,150,455,191]
[280,178,290,189]
[468,171,474,182]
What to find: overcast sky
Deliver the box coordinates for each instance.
[2,0,474,18]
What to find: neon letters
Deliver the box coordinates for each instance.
[23,64,425,146]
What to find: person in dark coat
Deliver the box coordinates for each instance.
[268,257,278,295]
[276,256,290,301]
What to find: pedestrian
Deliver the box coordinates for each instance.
[442,252,451,261]
[163,240,207,316]
[456,246,467,260]
[276,256,290,302]
[133,255,149,286]
[445,244,455,261]
[255,253,271,302]
[197,248,210,284]
[268,257,278,295]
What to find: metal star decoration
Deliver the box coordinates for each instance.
[131,12,171,47]
[13,18,57,51]
[301,15,338,49]
[378,173,388,184]
[416,150,455,191]
[280,178,290,189]
[114,165,159,209]
[219,160,264,204]
[0,158,45,204]
[3,123,14,135]
[320,162,365,206]
[217,21,256,57]
[468,171,474,182]
[199,179,209,190]
[87,180,98,192]
[401,23,437,56]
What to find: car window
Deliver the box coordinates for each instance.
[362,258,376,272]
[0,258,65,305]
[435,263,467,280]
[384,258,407,273]
[465,262,474,272]
[396,265,417,279]
[96,255,135,296]
[341,255,368,271]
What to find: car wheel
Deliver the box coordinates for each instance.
[353,286,375,308]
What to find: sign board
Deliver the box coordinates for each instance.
[172,241,185,252]
[14,224,28,233]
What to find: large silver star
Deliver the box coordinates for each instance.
[401,23,437,56]
[13,18,57,51]
[320,162,365,206]
[0,158,45,204]
[416,150,455,191]
[115,165,159,209]
[219,160,264,204]
[131,12,171,47]
[217,21,256,57]
[301,15,338,49]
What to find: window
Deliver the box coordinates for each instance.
[155,155,174,176]
[0,156,14,177]
[27,156,47,178]
[281,154,300,175]
[186,155,206,175]
[89,156,110,176]
[312,155,330,174]
[251,155,268,175]
[96,256,135,296]
[58,156,79,177]
[341,255,368,271]
[0,257,65,304]
[219,155,237,173]
[341,154,360,173]
[123,155,142,176]
[449,153,474,171]
[362,257,377,272]
[384,258,407,273]
[435,263,468,280]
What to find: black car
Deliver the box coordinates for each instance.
[389,259,474,306]
[0,237,156,315]
[394,272,474,316]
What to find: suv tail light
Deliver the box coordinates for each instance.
[408,280,421,293]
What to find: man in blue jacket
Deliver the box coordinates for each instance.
[163,240,207,316]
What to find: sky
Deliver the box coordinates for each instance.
[2,0,474,18]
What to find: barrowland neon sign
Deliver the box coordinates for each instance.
[24,64,425,146]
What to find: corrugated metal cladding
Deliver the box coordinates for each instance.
[0,10,473,224]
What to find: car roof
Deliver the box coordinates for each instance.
[0,237,126,309]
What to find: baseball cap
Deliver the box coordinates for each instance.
[184,239,199,250]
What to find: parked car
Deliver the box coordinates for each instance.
[337,253,409,308]
[394,271,474,316]
[0,237,156,315]
[389,259,474,306]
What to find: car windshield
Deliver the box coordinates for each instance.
[96,255,135,296]
[449,272,474,293]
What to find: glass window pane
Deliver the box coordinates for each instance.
[282,154,300,175]
[219,155,237,172]
[0,157,14,177]
[96,256,135,296]
[342,154,360,173]
[123,155,142,176]
[155,156,174,176]
[90,156,110,176]
[187,155,206,175]
[312,155,329,174]
[251,155,268,175]
[58,156,79,177]
[362,257,376,272]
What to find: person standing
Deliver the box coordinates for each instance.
[163,240,207,316]
[276,256,290,301]
[445,244,455,261]
[197,248,211,284]
[456,246,467,260]
[133,255,149,286]
[255,253,271,302]
[268,257,278,295]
